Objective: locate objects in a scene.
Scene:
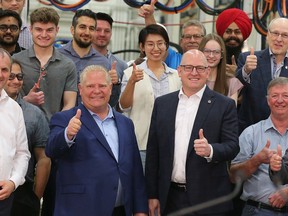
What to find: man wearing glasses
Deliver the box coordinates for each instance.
[236,17,288,134]
[0,9,24,55]
[145,49,239,216]
[0,48,30,216]
[0,0,33,49]
[4,60,50,216]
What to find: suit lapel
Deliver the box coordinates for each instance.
[168,92,180,158]
[79,104,116,160]
[258,49,272,87]
[280,57,288,77]
[187,87,215,155]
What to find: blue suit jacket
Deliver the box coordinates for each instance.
[236,48,288,133]
[46,104,148,216]
[145,87,239,215]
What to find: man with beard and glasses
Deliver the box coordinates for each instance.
[0,9,24,55]
[216,8,252,76]
[0,0,33,49]
[59,9,119,106]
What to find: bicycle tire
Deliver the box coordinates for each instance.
[195,0,240,16]
[49,0,90,11]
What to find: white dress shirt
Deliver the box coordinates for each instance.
[0,89,30,188]
[171,86,205,183]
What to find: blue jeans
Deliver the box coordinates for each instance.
[242,204,288,216]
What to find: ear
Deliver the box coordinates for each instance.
[139,42,144,51]
[70,25,74,35]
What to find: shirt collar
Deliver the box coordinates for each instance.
[87,104,114,121]
[0,89,9,101]
[178,84,206,99]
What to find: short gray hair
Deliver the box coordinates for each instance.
[182,20,206,36]
[267,77,288,94]
[80,65,111,85]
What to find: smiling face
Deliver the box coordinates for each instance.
[267,83,288,119]
[30,22,58,48]
[140,34,167,62]
[267,18,288,57]
[4,62,22,99]
[93,19,112,49]
[178,50,210,97]
[79,69,112,115]
[0,16,20,47]
[222,22,244,48]
[71,16,96,48]
[202,40,222,69]
[180,25,204,52]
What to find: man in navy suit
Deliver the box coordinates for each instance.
[236,17,288,133]
[46,65,148,216]
[145,49,239,216]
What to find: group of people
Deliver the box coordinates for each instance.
[1,0,288,215]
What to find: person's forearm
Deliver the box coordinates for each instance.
[119,80,136,109]
[34,157,51,199]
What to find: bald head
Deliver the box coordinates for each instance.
[181,49,208,66]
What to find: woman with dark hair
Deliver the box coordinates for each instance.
[198,33,242,104]
[119,24,181,168]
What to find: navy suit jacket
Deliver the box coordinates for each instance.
[236,48,288,133]
[145,87,239,215]
[46,104,148,216]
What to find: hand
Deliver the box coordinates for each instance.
[269,188,288,208]
[23,84,45,106]
[66,109,82,140]
[109,61,119,84]
[148,199,161,216]
[226,55,237,76]
[270,144,282,172]
[0,180,15,200]
[129,63,144,84]
[138,0,156,18]
[194,129,211,157]
[256,140,274,164]
[244,47,257,74]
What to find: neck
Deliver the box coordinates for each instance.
[72,40,91,58]
[92,44,108,56]
[208,67,217,81]
[274,54,286,64]
[34,44,54,59]
[146,59,163,70]
[0,44,16,54]
[271,115,288,135]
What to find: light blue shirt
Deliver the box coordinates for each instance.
[232,117,288,204]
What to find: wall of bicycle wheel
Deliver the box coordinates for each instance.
[23,0,266,62]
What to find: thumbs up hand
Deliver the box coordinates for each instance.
[109,61,119,84]
[138,0,156,18]
[194,129,211,157]
[256,140,274,164]
[226,55,237,76]
[270,144,283,172]
[244,47,257,74]
[66,109,82,140]
[129,63,144,84]
[23,83,45,106]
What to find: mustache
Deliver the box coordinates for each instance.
[224,36,242,44]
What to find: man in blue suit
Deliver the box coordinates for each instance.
[145,50,239,216]
[46,65,148,216]
[236,17,288,133]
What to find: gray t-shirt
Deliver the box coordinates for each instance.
[13,46,78,121]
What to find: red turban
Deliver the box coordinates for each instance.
[216,8,252,40]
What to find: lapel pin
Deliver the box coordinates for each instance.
[285,66,288,69]
[208,100,211,104]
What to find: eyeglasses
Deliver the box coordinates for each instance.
[9,72,24,81]
[145,41,167,50]
[180,65,207,73]
[203,48,222,56]
[182,34,204,40]
[35,68,47,89]
[269,30,288,40]
[224,29,242,36]
[0,25,19,33]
